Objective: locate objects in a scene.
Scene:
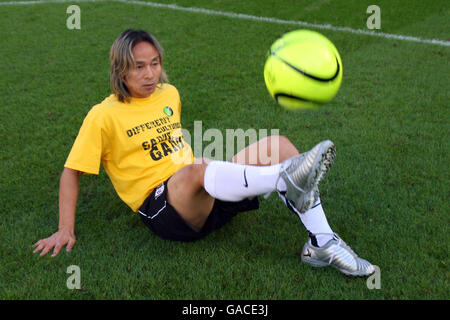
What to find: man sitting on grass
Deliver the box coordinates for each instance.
[33,29,374,277]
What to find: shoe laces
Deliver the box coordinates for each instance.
[279,164,307,193]
[266,159,308,198]
[264,154,309,200]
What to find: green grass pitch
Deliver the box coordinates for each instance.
[0,0,449,300]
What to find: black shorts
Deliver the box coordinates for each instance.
[138,179,259,242]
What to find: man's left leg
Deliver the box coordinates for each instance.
[168,135,374,276]
[205,136,338,246]
[166,135,297,231]
[230,136,375,277]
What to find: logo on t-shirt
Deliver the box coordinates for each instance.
[164,106,173,116]
[155,183,165,199]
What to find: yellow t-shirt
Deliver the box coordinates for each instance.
[64,84,194,212]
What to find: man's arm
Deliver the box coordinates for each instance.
[33,168,82,257]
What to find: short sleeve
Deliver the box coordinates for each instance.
[64,108,103,175]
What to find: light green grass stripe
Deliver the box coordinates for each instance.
[2,0,449,47]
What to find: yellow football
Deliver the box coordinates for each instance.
[264,29,343,111]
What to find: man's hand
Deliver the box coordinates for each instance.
[33,229,76,257]
[33,168,81,257]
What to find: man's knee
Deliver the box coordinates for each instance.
[175,161,209,190]
[277,135,291,145]
[268,135,292,148]
[273,135,299,160]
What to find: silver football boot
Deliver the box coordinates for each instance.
[278,140,336,214]
[301,233,375,277]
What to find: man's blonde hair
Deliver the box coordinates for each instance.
[110,29,168,103]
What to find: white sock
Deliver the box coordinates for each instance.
[203,161,286,202]
[297,197,334,247]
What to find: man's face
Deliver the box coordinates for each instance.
[125,41,162,98]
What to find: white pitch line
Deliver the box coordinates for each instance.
[1,0,449,47]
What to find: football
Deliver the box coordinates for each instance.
[264,29,343,111]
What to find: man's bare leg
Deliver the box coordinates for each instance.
[231,135,299,166]
[166,135,298,231]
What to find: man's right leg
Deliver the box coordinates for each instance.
[204,139,336,213]
[166,138,333,231]
[166,135,298,231]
